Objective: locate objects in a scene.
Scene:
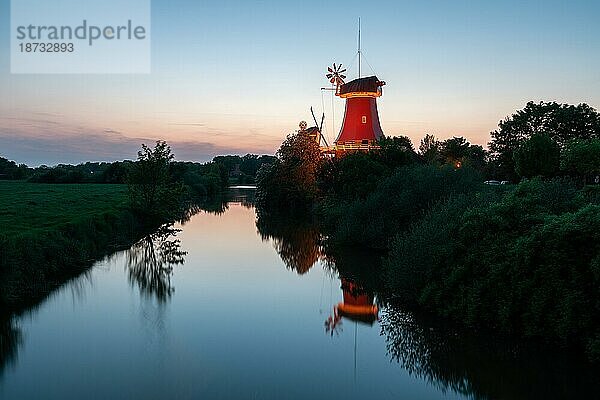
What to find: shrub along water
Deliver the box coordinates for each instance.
[321,164,483,249]
[384,178,600,359]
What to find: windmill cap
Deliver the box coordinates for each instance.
[339,76,385,96]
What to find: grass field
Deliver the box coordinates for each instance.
[0,181,128,237]
[0,181,143,310]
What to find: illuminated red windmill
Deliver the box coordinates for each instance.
[325,21,386,153]
[333,74,385,152]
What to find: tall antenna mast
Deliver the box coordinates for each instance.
[358,17,361,78]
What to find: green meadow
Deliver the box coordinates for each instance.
[0,181,129,237]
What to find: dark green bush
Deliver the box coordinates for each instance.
[317,152,390,201]
[331,165,483,249]
[384,178,600,359]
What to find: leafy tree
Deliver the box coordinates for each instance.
[256,132,322,212]
[464,145,487,171]
[317,152,389,201]
[276,132,322,176]
[489,102,600,180]
[0,157,30,180]
[377,136,419,167]
[127,141,183,218]
[100,161,130,183]
[169,161,228,197]
[439,137,470,167]
[240,154,277,177]
[438,136,487,171]
[418,134,440,164]
[513,133,560,179]
[561,139,600,184]
[212,155,242,173]
[212,154,276,184]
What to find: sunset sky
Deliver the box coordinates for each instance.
[1,0,599,165]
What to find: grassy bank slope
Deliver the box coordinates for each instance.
[0,181,145,310]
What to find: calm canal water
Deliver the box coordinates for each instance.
[1,189,599,399]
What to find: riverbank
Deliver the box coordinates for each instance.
[0,181,159,311]
[256,138,600,360]
[336,176,599,360]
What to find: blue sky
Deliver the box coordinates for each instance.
[1,0,599,165]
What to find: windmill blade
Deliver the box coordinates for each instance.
[310,106,320,129]
[319,113,325,133]
[339,69,347,73]
[333,63,337,70]
[330,78,335,84]
[328,67,333,72]
[340,74,346,79]
[319,113,330,147]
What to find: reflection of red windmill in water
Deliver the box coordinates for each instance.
[324,276,379,380]
[324,308,342,337]
[324,278,378,336]
[337,278,378,323]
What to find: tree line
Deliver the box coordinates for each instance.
[0,152,275,186]
[0,148,276,218]
[420,101,600,183]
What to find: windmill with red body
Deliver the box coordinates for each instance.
[324,20,386,154]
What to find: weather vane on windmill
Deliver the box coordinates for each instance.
[326,63,347,96]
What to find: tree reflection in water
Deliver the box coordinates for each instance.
[126,224,187,302]
[256,215,325,275]
[380,303,600,400]
[177,203,206,223]
[0,315,22,379]
[228,186,256,210]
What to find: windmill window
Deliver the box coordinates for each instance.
[362,139,369,145]
[361,116,367,124]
